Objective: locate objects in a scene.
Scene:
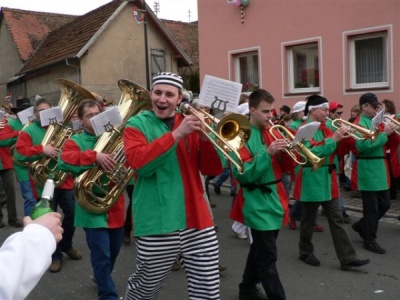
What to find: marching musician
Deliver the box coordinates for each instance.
[350,93,399,254]
[230,89,296,300]
[58,99,125,299]
[293,95,370,271]
[123,72,223,299]
[14,98,82,273]
[0,99,29,228]
[8,98,36,218]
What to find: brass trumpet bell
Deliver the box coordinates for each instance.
[180,104,251,173]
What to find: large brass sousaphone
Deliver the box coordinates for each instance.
[74,80,151,213]
[29,79,95,187]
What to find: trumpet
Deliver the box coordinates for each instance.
[269,122,325,171]
[327,118,379,141]
[383,115,400,136]
[180,103,251,174]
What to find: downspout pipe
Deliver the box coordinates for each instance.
[65,58,81,84]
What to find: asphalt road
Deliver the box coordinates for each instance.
[1,185,399,299]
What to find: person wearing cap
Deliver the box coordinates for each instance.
[123,72,223,299]
[59,99,123,298]
[287,99,324,232]
[350,93,399,254]
[293,94,370,271]
[289,100,307,130]
[325,101,352,224]
[0,98,31,228]
[230,89,297,300]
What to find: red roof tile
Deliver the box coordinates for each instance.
[162,20,198,67]
[1,8,76,61]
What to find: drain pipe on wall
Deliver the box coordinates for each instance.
[65,58,81,84]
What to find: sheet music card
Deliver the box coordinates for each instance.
[17,106,34,125]
[292,121,321,145]
[198,75,243,114]
[40,106,63,127]
[71,119,83,131]
[91,106,122,136]
[0,110,5,121]
[371,108,385,131]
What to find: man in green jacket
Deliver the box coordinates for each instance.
[293,95,369,271]
[351,93,399,254]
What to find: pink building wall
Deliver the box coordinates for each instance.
[198,0,400,119]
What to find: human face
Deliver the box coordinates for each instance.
[34,102,51,121]
[330,109,344,120]
[151,84,182,119]
[80,105,100,134]
[310,107,329,123]
[362,103,378,118]
[250,101,274,128]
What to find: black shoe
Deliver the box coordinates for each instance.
[230,191,236,197]
[213,185,221,195]
[239,284,267,300]
[341,258,370,271]
[363,242,386,254]
[300,253,321,266]
[351,222,365,240]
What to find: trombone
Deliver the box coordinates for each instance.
[180,103,251,173]
[269,121,325,171]
[327,118,379,141]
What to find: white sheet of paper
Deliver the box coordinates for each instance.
[40,106,63,127]
[198,75,243,113]
[371,108,385,131]
[0,110,5,121]
[91,106,122,136]
[71,119,83,131]
[293,121,321,145]
[17,106,34,125]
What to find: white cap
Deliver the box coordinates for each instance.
[237,103,249,115]
[292,101,306,113]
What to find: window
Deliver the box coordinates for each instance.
[287,43,319,93]
[349,33,388,88]
[234,51,259,92]
[151,49,166,77]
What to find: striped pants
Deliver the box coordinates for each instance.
[125,226,220,300]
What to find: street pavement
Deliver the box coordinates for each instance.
[0,181,399,299]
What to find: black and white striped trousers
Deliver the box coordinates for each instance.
[125,226,220,300]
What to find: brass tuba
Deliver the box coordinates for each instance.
[180,103,251,174]
[74,79,151,213]
[269,124,325,171]
[29,79,95,187]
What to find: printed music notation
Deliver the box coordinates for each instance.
[40,106,63,127]
[90,106,122,136]
[198,75,243,113]
[17,106,34,125]
[293,121,321,145]
[371,108,385,131]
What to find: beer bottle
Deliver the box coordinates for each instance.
[31,179,55,220]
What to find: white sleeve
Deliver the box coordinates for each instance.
[0,223,56,300]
